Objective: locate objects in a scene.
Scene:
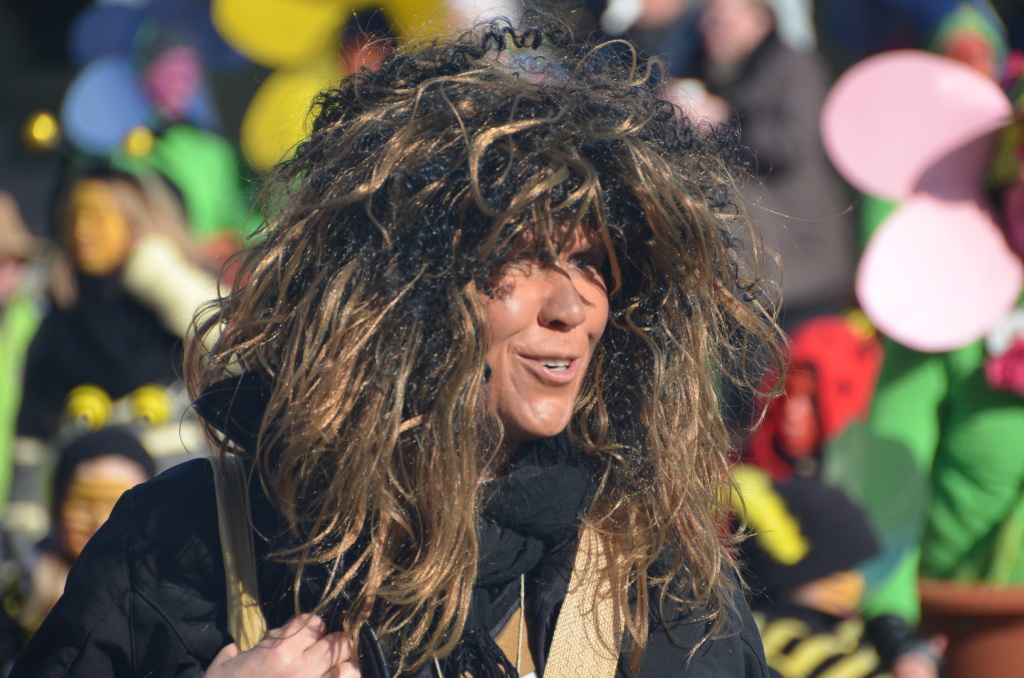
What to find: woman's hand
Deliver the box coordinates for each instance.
[205,614,361,678]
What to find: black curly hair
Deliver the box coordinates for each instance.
[188,17,781,673]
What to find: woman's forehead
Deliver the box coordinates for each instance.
[495,220,610,257]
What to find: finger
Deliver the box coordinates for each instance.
[322,659,362,678]
[891,655,939,678]
[306,631,355,669]
[204,643,241,676]
[261,614,328,651]
[273,613,327,637]
[294,613,329,638]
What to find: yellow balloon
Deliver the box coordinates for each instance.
[240,51,340,172]
[220,0,451,171]
[350,0,450,42]
[212,0,349,68]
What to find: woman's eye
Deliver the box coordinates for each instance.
[506,256,537,273]
[569,253,603,271]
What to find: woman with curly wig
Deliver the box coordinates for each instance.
[11,19,782,678]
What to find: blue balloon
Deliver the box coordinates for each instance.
[61,55,151,156]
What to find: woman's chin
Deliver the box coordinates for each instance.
[502,414,574,448]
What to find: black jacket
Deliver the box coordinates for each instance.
[10,459,769,677]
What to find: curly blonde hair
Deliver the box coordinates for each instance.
[188,19,782,674]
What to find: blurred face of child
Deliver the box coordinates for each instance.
[776,369,821,458]
[699,0,775,66]
[340,33,391,75]
[942,33,999,81]
[0,256,27,306]
[144,45,202,122]
[482,229,610,450]
[791,569,866,619]
[70,179,133,277]
[58,455,150,560]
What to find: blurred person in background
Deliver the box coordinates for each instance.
[1,426,154,663]
[113,46,257,271]
[858,195,1024,678]
[592,0,817,88]
[813,19,1024,676]
[114,26,259,269]
[0,194,44,520]
[816,0,1006,80]
[744,314,883,481]
[733,469,889,678]
[672,0,857,330]
[3,168,215,568]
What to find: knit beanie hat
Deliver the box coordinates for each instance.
[52,426,156,513]
[741,477,879,595]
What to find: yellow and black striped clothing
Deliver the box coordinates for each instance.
[754,605,891,678]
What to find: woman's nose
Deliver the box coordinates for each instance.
[538,268,587,329]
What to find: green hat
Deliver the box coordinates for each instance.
[114,123,257,240]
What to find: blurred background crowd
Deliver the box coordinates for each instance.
[1,1,1023,677]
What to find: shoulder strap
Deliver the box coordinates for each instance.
[210,457,623,672]
[544,525,624,678]
[210,454,268,651]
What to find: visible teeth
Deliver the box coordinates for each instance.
[542,360,571,370]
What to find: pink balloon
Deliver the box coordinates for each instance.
[857,193,1024,352]
[821,50,1012,201]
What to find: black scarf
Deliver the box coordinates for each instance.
[435,434,595,678]
[194,375,597,677]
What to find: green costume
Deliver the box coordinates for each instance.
[863,336,1024,626]
[0,290,42,514]
[114,124,258,242]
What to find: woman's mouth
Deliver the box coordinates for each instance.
[540,358,571,371]
[523,356,579,383]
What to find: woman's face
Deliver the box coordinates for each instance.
[483,229,610,449]
[70,179,133,277]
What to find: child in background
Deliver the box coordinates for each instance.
[0,193,43,675]
[737,471,888,677]
[2,427,154,659]
[4,168,214,567]
[745,314,883,480]
[0,193,43,514]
